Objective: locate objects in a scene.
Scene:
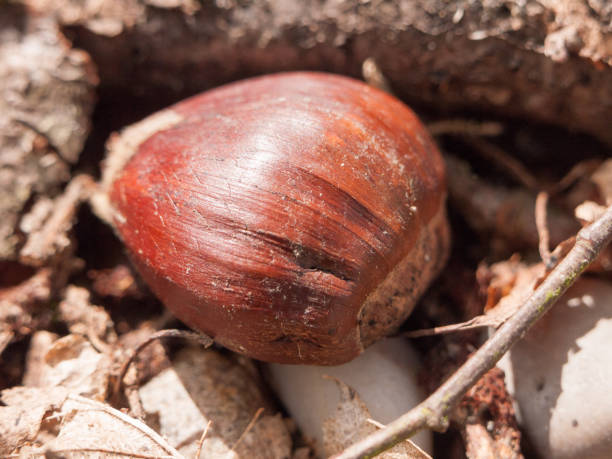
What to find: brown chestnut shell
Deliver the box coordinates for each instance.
[100,72,449,365]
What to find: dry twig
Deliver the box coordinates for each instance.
[56,394,181,458]
[194,420,213,459]
[334,204,612,459]
[535,191,553,268]
[550,159,603,195]
[114,329,213,398]
[462,136,538,190]
[230,407,265,453]
[427,120,504,138]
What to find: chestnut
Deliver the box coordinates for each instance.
[95,72,449,365]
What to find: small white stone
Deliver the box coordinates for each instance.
[266,337,431,456]
[498,278,612,459]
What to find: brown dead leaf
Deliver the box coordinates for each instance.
[1,386,182,457]
[473,260,545,328]
[480,255,522,312]
[59,285,117,350]
[23,329,111,402]
[38,334,110,400]
[0,386,68,455]
[43,395,181,458]
[88,264,143,299]
[406,259,545,337]
[139,363,209,454]
[0,267,51,310]
[139,346,292,459]
[323,378,430,459]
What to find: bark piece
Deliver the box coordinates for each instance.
[0,3,97,261]
[19,175,94,266]
[0,268,53,355]
[25,0,612,146]
[457,367,523,459]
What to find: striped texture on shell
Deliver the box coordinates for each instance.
[107,72,449,364]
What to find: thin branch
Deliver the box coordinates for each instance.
[366,419,386,429]
[194,420,213,459]
[47,448,176,458]
[462,136,539,190]
[535,191,552,268]
[333,204,612,459]
[444,154,579,250]
[427,120,504,138]
[549,159,602,195]
[125,384,146,420]
[113,329,213,398]
[403,319,488,338]
[0,327,14,356]
[65,395,182,457]
[230,407,265,453]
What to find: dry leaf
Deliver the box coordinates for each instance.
[43,395,181,458]
[116,323,172,386]
[406,258,545,337]
[19,175,93,266]
[0,386,68,455]
[88,264,143,299]
[1,387,182,457]
[59,285,117,348]
[39,333,111,400]
[139,346,292,459]
[479,261,545,327]
[139,364,208,453]
[323,378,430,459]
[481,256,522,312]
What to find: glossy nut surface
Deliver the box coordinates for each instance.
[103,72,449,365]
